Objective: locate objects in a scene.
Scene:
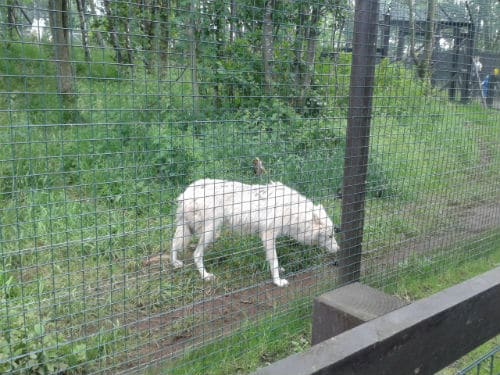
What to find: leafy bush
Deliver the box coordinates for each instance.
[0,313,84,374]
[152,126,201,187]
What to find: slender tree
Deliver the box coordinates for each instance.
[88,0,105,48]
[230,0,236,43]
[6,0,32,39]
[212,0,225,109]
[293,2,306,107]
[188,0,199,114]
[48,0,75,100]
[421,0,436,81]
[124,13,134,65]
[103,0,123,63]
[158,0,171,61]
[262,0,275,96]
[409,0,436,82]
[6,0,19,39]
[75,0,91,61]
[299,4,321,112]
[292,2,324,112]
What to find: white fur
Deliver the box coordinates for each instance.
[171,179,339,287]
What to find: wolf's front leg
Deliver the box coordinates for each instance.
[171,223,193,268]
[260,230,288,287]
[193,228,216,282]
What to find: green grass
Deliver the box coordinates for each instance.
[385,233,500,375]
[379,230,500,298]
[160,299,312,375]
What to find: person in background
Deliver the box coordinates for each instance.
[483,68,499,108]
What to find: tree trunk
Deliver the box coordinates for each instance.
[89,0,104,48]
[396,26,405,61]
[227,0,236,101]
[141,0,157,51]
[7,0,19,39]
[213,0,224,109]
[103,0,122,63]
[299,5,320,112]
[188,0,199,115]
[124,16,134,65]
[409,0,436,82]
[262,0,275,96]
[158,0,170,62]
[229,0,236,43]
[293,3,306,109]
[420,0,436,83]
[75,0,91,61]
[408,0,417,64]
[48,0,75,99]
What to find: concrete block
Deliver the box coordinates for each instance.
[312,282,406,345]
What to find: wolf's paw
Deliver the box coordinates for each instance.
[172,260,184,268]
[274,278,289,287]
[203,272,215,282]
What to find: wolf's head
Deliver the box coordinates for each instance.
[312,204,339,254]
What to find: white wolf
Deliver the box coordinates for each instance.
[171,179,339,287]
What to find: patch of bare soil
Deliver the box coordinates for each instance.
[120,263,336,374]
[362,199,500,274]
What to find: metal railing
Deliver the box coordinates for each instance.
[457,346,500,375]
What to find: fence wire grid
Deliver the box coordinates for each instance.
[0,0,499,374]
[456,346,500,375]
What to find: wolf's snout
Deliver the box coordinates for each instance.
[328,239,339,253]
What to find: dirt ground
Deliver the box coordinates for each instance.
[125,258,336,373]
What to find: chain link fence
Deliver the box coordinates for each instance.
[0,0,499,373]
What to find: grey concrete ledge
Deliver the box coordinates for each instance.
[253,266,500,375]
[312,282,406,344]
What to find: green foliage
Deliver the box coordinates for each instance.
[205,39,265,109]
[373,59,432,118]
[0,312,88,374]
[153,126,201,186]
[313,52,353,115]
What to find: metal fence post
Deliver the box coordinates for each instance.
[338,0,380,285]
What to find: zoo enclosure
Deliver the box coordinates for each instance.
[1,0,500,374]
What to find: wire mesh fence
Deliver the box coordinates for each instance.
[0,0,499,373]
[456,346,500,375]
